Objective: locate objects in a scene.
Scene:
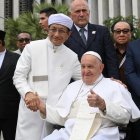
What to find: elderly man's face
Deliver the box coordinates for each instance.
[48,24,71,46]
[70,0,90,28]
[81,55,104,85]
[113,21,132,45]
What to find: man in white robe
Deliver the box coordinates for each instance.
[13,14,81,140]
[37,51,140,140]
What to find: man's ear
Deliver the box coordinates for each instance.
[68,31,72,36]
[66,31,72,40]
[100,64,104,72]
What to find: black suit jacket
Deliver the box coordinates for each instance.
[65,23,119,79]
[0,50,20,119]
[125,39,140,109]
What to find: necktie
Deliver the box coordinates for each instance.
[79,28,87,45]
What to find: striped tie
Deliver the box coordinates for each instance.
[79,28,86,45]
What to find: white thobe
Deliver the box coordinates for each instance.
[13,37,81,140]
[43,75,140,140]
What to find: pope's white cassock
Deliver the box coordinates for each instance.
[43,75,140,140]
[13,37,81,140]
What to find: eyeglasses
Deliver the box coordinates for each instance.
[113,29,130,34]
[49,28,68,34]
[18,38,31,43]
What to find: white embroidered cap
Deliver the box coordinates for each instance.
[48,13,73,30]
[83,51,102,62]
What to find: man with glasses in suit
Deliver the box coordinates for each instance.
[111,21,133,85]
[111,21,133,140]
[0,30,20,140]
[14,31,32,55]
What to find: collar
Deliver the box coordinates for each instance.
[93,74,103,85]
[46,37,63,53]
[116,48,126,56]
[74,24,88,32]
[84,74,103,86]
[114,43,127,55]
[0,48,6,55]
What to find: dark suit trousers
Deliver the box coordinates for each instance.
[0,118,17,140]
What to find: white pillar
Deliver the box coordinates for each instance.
[98,0,109,25]
[45,0,52,4]
[88,0,98,24]
[13,0,19,19]
[35,0,41,3]
[0,0,5,30]
[120,0,132,17]
[132,0,140,19]
[56,0,62,4]
[109,0,120,18]
[64,0,71,5]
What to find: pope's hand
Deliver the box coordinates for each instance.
[87,90,106,111]
[110,77,127,88]
[24,92,40,111]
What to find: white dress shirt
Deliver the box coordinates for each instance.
[0,49,6,68]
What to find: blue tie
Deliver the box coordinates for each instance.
[79,28,86,45]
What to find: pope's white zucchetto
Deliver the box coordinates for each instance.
[48,13,73,30]
[83,51,102,62]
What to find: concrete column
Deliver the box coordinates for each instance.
[64,0,71,5]
[45,0,52,4]
[0,0,5,30]
[132,0,140,19]
[98,0,109,25]
[88,0,98,24]
[13,0,19,19]
[109,0,120,18]
[35,0,41,3]
[56,0,62,4]
[120,0,132,17]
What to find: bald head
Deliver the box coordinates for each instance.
[69,0,90,28]
[70,0,89,12]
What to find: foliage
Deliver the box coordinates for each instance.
[103,15,140,40]
[5,12,44,50]
[5,18,19,50]
[5,2,68,50]
[33,2,69,15]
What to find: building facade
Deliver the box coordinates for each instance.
[0,0,33,30]
[0,0,140,30]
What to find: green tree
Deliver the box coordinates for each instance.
[5,12,44,50]
[33,2,68,15]
[5,2,68,50]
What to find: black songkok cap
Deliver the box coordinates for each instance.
[0,30,6,41]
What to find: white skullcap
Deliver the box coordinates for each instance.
[48,13,73,30]
[83,51,102,62]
